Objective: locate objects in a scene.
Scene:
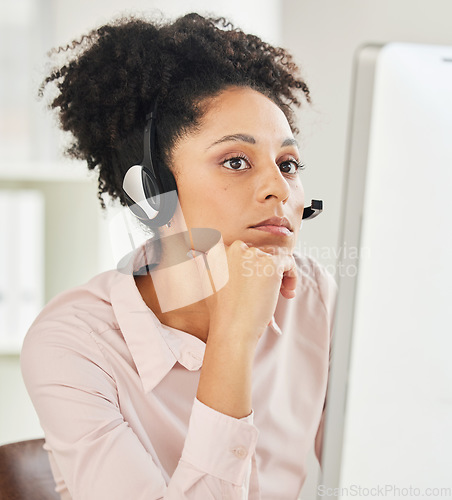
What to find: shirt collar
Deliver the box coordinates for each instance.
[111,271,176,394]
[111,239,283,394]
[268,314,283,336]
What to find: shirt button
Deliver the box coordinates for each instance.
[232,446,248,459]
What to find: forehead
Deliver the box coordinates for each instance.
[197,86,294,142]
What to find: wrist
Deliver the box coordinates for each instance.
[207,320,260,351]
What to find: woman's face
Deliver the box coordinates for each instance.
[171,86,305,254]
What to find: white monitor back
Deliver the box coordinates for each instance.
[318,42,452,499]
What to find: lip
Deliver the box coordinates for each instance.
[249,216,293,236]
[250,216,293,231]
[250,225,292,236]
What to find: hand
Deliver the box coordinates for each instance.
[204,240,297,340]
[251,243,297,326]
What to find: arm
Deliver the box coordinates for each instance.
[20,325,258,500]
[197,240,297,420]
[197,322,258,419]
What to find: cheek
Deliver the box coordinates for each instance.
[290,182,305,214]
[175,171,230,223]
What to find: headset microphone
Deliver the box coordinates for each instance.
[302,199,323,220]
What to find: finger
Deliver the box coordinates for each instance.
[280,286,296,299]
[250,246,296,285]
[279,258,297,299]
[282,264,297,290]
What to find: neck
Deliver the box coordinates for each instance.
[134,218,212,343]
[134,271,211,343]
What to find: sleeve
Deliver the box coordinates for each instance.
[20,325,259,500]
[313,263,338,466]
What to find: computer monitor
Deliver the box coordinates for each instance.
[318,42,452,499]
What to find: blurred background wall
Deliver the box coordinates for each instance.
[1,1,452,498]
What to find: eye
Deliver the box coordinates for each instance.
[222,154,250,171]
[279,158,305,175]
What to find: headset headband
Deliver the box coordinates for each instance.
[143,100,158,180]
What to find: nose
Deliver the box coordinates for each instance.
[255,163,291,204]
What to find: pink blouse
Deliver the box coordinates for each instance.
[20,245,337,499]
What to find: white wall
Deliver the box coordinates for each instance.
[52,0,282,48]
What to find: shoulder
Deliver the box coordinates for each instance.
[25,269,121,338]
[20,271,124,419]
[20,269,123,383]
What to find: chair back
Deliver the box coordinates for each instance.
[0,438,60,500]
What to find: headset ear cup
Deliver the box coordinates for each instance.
[142,188,178,228]
[157,162,178,195]
[139,166,178,228]
[123,191,151,220]
[123,165,178,228]
[123,165,160,221]
[141,167,161,211]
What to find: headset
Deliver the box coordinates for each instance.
[122,101,178,228]
[122,101,323,227]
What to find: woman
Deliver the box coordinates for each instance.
[21,12,337,500]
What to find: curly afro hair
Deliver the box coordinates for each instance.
[40,12,310,209]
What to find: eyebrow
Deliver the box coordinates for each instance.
[206,134,299,150]
[281,137,298,148]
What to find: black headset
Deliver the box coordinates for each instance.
[122,101,323,226]
[122,101,178,228]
